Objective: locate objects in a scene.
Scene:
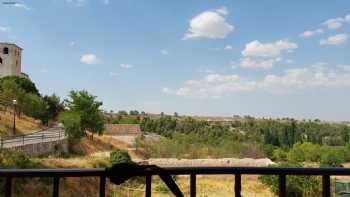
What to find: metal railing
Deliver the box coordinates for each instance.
[0,129,66,148]
[1,166,350,197]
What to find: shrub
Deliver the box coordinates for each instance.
[320,148,344,167]
[272,148,287,161]
[287,143,321,162]
[110,149,132,165]
[259,162,321,197]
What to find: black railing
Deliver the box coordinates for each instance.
[1,166,350,197]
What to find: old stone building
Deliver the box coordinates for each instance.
[0,42,23,78]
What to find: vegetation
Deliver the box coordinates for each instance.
[0,76,63,125]
[110,149,132,165]
[60,90,105,146]
[259,162,321,197]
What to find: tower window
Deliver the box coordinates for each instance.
[3,47,9,55]
[0,57,2,64]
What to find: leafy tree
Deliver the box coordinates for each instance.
[65,90,105,136]
[129,110,139,116]
[20,93,49,124]
[59,111,83,139]
[0,76,39,96]
[118,110,128,116]
[341,126,349,144]
[0,80,25,106]
[44,94,63,120]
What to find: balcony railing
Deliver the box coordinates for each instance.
[1,165,350,197]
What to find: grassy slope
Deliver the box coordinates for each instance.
[0,107,44,136]
[34,135,273,197]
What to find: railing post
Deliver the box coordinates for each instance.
[99,176,106,197]
[322,175,330,197]
[5,176,12,197]
[145,175,152,197]
[22,135,24,145]
[53,177,59,197]
[42,134,44,142]
[1,138,3,148]
[279,174,286,197]
[190,174,196,197]
[234,174,241,197]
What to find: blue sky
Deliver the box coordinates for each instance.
[1,0,350,121]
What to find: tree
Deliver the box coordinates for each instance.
[0,80,25,106]
[59,111,83,139]
[0,76,39,96]
[20,93,49,124]
[44,94,64,120]
[341,126,349,144]
[129,110,139,116]
[65,90,105,136]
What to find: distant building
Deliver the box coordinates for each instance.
[0,42,26,78]
[104,124,141,136]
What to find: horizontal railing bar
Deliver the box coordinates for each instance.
[0,168,106,177]
[2,167,350,177]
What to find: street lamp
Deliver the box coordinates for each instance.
[12,99,17,136]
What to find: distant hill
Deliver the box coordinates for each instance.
[0,105,45,137]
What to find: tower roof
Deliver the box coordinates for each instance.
[0,42,23,50]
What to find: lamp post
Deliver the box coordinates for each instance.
[12,99,17,136]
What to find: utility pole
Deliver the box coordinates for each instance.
[12,99,17,136]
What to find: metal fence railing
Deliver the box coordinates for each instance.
[1,166,350,197]
[0,128,66,148]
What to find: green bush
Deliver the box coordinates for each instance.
[287,143,321,162]
[110,149,132,165]
[320,148,345,167]
[259,162,321,197]
[272,148,287,161]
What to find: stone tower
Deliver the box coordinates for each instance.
[0,43,22,78]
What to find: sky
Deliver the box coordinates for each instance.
[0,0,350,121]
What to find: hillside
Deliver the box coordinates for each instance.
[0,105,45,136]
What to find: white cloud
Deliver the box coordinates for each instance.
[300,29,323,38]
[322,18,344,29]
[183,8,234,39]
[215,6,229,15]
[0,26,11,32]
[240,40,297,69]
[320,34,348,45]
[165,63,350,98]
[240,57,280,69]
[160,49,169,55]
[224,45,233,50]
[242,40,298,58]
[13,3,30,10]
[80,54,101,65]
[346,15,350,22]
[120,64,134,69]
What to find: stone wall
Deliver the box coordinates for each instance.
[8,138,68,156]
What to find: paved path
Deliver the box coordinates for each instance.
[1,126,66,148]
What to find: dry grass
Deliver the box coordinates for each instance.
[37,135,141,168]
[113,175,274,197]
[0,107,44,136]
